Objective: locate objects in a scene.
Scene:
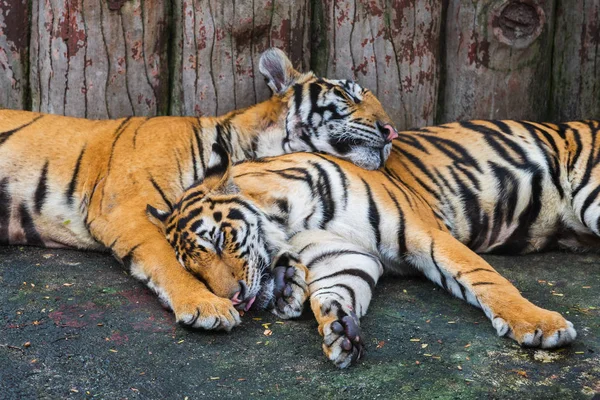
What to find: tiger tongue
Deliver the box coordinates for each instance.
[231,292,242,305]
[244,296,256,311]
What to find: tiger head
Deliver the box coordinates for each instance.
[147,145,283,311]
[258,48,398,170]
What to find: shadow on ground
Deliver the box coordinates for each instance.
[0,247,598,399]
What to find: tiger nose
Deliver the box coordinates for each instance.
[376,121,399,142]
[231,281,256,311]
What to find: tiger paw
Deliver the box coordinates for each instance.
[322,311,365,369]
[270,254,309,319]
[173,293,241,332]
[492,306,576,348]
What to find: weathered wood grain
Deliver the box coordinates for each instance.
[313,0,443,129]
[440,0,556,122]
[170,0,310,117]
[552,0,600,121]
[0,0,30,110]
[29,0,170,118]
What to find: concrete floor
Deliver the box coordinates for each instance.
[0,246,598,399]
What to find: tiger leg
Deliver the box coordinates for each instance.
[91,215,241,331]
[405,227,576,348]
[269,251,310,319]
[290,230,383,368]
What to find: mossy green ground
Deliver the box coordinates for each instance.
[1,247,598,399]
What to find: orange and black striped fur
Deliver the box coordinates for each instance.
[0,48,398,330]
[152,120,600,367]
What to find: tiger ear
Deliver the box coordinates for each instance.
[259,48,301,94]
[146,204,169,230]
[203,143,237,193]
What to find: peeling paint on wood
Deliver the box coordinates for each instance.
[170,0,310,117]
[314,0,442,130]
[0,0,30,110]
[551,0,600,121]
[29,0,170,118]
[440,0,556,123]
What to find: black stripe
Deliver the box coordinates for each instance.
[447,168,487,250]
[391,146,441,201]
[19,203,43,246]
[568,126,584,172]
[34,161,49,213]
[308,82,323,126]
[490,168,543,254]
[579,185,600,224]
[456,267,496,277]
[0,178,11,245]
[395,134,429,154]
[267,167,315,190]
[430,241,448,291]
[293,84,303,114]
[471,282,496,286]
[573,122,600,197]
[487,161,517,245]
[194,119,206,171]
[419,134,483,173]
[362,178,381,248]
[520,121,564,198]
[149,176,173,210]
[383,186,407,258]
[121,243,142,269]
[311,161,335,228]
[312,291,345,302]
[215,123,232,154]
[175,156,185,189]
[212,198,261,216]
[305,249,379,268]
[65,146,86,206]
[460,121,529,168]
[381,167,415,207]
[131,117,151,148]
[100,117,132,209]
[456,279,468,300]
[455,163,481,192]
[275,199,289,214]
[310,268,376,291]
[174,207,205,232]
[190,137,199,182]
[313,283,356,312]
[0,115,44,147]
[108,237,120,250]
[312,154,350,209]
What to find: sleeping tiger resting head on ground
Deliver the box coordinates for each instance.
[149,140,578,368]
[0,48,398,330]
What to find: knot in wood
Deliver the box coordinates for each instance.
[491,1,545,49]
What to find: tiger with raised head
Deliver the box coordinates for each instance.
[0,48,398,330]
[150,119,600,367]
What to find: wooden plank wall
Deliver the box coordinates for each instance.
[0,0,598,127]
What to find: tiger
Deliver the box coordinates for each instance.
[0,48,399,331]
[148,119,600,368]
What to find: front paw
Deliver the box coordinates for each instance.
[322,311,365,369]
[174,293,241,332]
[271,254,309,319]
[493,304,576,348]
